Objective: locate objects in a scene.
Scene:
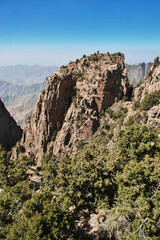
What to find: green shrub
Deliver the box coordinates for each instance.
[140,90,160,111]
[5,190,73,240]
[75,58,80,64]
[61,65,67,69]
[106,107,123,119]
[0,125,160,239]
[74,71,83,78]
[122,107,128,114]
[94,65,101,71]
[50,122,62,142]
[133,101,140,110]
[41,89,45,95]
[147,69,153,77]
[153,56,159,69]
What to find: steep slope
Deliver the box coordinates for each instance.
[0,99,22,150]
[2,55,160,239]
[12,52,132,162]
[134,57,160,101]
[132,57,160,129]
[1,81,46,128]
[126,62,152,85]
[3,93,40,128]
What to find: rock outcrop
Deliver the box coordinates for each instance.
[3,93,42,128]
[0,99,22,150]
[12,52,132,162]
[126,62,152,85]
[134,57,160,101]
[133,57,160,129]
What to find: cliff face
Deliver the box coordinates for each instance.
[126,62,152,85]
[3,93,42,128]
[133,57,160,129]
[0,99,22,150]
[12,52,132,162]
[134,58,160,101]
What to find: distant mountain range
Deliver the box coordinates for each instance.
[1,53,160,240]
[0,80,46,97]
[0,65,58,127]
[0,65,59,84]
[126,62,152,85]
[0,63,152,128]
[2,93,40,128]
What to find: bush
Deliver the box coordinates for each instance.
[133,101,140,110]
[153,56,159,69]
[61,65,67,69]
[147,69,153,77]
[140,90,160,111]
[5,190,73,240]
[94,65,101,71]
[50,122,62,142]
[75,58,80,64]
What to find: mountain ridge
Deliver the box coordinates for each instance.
[12,52,132,162]
[126,62,152,85]
[0,64,59,85]
[1,53,160,239]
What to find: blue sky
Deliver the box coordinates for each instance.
[0,0,160,66]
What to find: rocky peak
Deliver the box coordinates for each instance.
[134,57,160,101]
[12,52,132,162]
[126,62,152,85]
[0,99,22,150]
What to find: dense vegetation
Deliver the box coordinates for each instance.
[0,124,159,239]
[133,90,160,111]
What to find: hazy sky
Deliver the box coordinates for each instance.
[0,0,160,66]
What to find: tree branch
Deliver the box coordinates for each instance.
[132,218,148,235]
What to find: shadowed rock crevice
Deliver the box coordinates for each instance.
[0,100,22,150]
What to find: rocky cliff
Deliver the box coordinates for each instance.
[0,99,22,150]
[1,81,46,128]
[126,62,152,85]
[3,93,40,128]
[134,57,160,101]
[12,52,132,162]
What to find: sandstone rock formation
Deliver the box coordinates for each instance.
[12,52,132,162]
[0,99,22,150]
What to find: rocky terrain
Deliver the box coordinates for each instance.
[1,53,160,240]
[1,81,46,127]
[0,99,22,150]
[12,52,132,162]
[0,62,151,128]
[134,57,160,101]
[0,65,59,127]
[12,54,160,163]
[3,93,41,127]
[126,62,152,85]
